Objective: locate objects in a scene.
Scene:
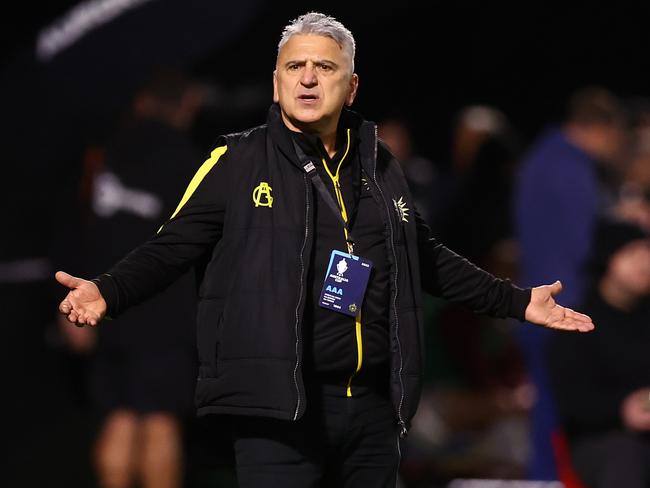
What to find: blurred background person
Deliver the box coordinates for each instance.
[548,217,650,488]
[513,85,629,479]
[377,116,441,228]
[396,105,533,484]
[58,69,205,488]
[609,96,650,232]
[610,144,650,232]
[441,104,523,275]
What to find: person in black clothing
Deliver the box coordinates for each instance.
[55,12,594,488]
[63,70,204,488]
[377,117,440,229]
[548,218,650,488]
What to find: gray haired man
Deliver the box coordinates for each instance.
[57,12,593,487]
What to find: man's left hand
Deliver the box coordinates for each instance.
[525,280,594,332]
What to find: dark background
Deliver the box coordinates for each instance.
[5,2,650,158]
[5,1,650,261]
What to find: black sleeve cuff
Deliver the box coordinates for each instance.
[91,273,118,319]
[509,285,532,322]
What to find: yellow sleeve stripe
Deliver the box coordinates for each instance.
[157,145,228,234]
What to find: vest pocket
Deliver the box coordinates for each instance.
[196,297,224,379]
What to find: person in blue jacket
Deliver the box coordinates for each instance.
[513,86,626,479]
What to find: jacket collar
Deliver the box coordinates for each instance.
[266,103,378,176]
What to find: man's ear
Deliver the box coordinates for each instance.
[273,70,279,103]
[345,73,359,106]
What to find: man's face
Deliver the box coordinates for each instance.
[593,123,628,165]
[273,34,358,134]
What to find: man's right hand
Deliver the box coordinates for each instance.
[55,271,107,327]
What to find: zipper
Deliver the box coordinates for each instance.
[292,172,310,420]
[368,128,408,438]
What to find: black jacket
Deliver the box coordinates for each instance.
[94,104,531,437]
[548,292,650,442]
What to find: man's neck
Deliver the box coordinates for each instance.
[280,112,340,159]
[319,130,338,159]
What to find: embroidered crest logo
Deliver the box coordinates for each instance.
[392,196,410,223]
[252,182,273,208]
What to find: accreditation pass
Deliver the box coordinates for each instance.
[319,250,373,317]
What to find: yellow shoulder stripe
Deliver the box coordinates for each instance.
[157,145,227,234]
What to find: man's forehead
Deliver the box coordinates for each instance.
[278,34,347,61]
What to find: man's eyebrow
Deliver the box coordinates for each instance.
[317,60,339,68]
[284,59,340,68]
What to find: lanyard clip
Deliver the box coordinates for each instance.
[346,237,355,255]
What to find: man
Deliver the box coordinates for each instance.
[513,86,626,479]
[515,86,626,312]
[548,218,650,488]
[57,12,593,487]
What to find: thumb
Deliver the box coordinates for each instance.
[55,270,83,290]
[549,280,563,296]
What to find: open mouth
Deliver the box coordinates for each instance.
[298,94,319,103]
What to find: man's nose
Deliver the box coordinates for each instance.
[300,65,317,86]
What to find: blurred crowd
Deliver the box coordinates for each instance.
[4,74,650,488]
[383,85,650,488]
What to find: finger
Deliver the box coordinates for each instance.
[87,312,99,327]
[553,319,594,332]
[68,310,79,324]
[579,322,595,332]
[570,319,594,332]
[55,271,83,290]
[549,280,563,297]
[564,307,593,323]
[59,300,71,314]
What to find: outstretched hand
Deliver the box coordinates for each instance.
[56,271,107,327]
[525,281,594,332]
